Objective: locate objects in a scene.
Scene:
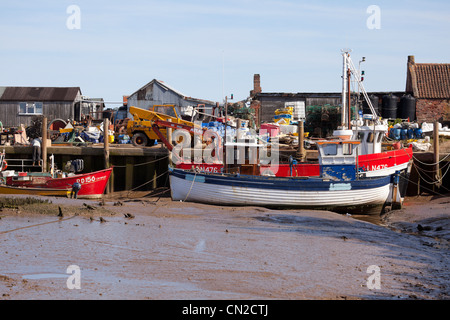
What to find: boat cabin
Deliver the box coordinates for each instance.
[316,140,360,180]
[225,138,263,175]
[351,117,388,155]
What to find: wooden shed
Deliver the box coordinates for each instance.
[126,79,218,121]
[0,86,82,128]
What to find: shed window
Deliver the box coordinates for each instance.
[18,102,43,115]
[19,102,27,114]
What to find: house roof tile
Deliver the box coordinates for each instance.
[408,58,450,99]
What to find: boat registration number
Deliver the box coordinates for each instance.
[77,176,96,184]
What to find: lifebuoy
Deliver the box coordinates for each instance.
[1,160,7,171]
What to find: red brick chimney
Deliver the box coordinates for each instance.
[406,55,418,95]
[250,74,262,97]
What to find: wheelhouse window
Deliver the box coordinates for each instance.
[322,144,337,156]
[18,102,43,115]
[377,132,383,143]
[343,143,353,155]
[357,132,365,141]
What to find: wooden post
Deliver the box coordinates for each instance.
[297,120,305,162]
[145,159,155,190]
[125,156,134,191]
[104,118,110,193]
[433,121,441,189]
[42,117,47,172]
[104,118,110,169]
[167,119,173,166]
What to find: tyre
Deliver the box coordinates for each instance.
[131,132,148,146]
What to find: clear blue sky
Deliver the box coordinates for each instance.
[1,0,449,107]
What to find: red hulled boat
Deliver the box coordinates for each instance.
[3,168,112,199]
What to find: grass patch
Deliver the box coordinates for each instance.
[0,196,118,217]
[0,197,51,209]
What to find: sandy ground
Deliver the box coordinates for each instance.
[0,191,449,301]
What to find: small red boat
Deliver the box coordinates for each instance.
[3,168,112,199]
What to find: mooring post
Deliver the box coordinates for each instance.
[433,121,441,190]
[104,118,110,168]
[42,117,48,172]
[167,119,173,165]
[297,120,305,162]
[104,118,111,193]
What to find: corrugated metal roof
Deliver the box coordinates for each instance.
[129,79,216,105]
[155,79,187,97]
[0,86,81,101]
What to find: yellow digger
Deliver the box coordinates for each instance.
[127,105,198,147]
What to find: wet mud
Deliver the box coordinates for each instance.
[0,193,449,300]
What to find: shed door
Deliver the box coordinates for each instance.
[74,101,81,121]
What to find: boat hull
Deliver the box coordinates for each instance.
[0,185,70,196]
[4,168,112,199]
[169,168,393,214]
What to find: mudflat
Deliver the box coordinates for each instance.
[0,192,448,300]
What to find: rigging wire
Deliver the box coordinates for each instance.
[411,160,450,173]
[126,169,170,194]
[399,173,449,197]
[112,154,169,168]
[412,162,450,185]
[412,153,450,166]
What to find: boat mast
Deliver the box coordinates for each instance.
[223,96,228,173]
[347,67,352,128]
[343,52,380,125]
[341,49,350,128]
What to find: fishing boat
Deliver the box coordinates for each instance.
[170,140,403,214]
[176,125,413,180]
[0,152,112,199]
[175,50,413,180]
[1,168,112,199]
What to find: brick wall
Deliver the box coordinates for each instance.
[416,99,450,123]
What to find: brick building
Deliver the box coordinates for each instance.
[406,55,450,124]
